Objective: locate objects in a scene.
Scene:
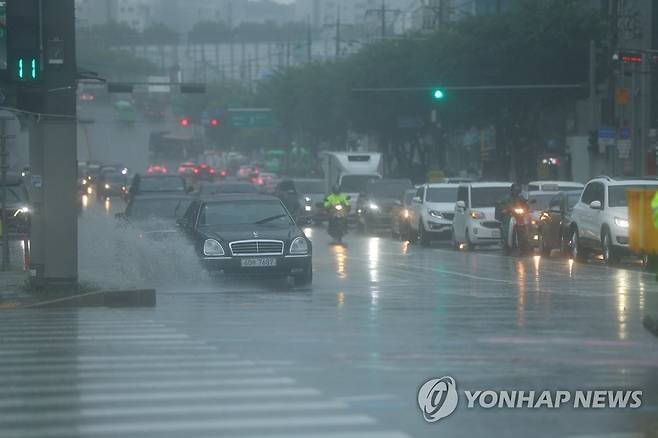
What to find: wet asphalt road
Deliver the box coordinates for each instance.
[2,215,658,437]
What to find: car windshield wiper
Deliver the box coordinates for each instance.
[254,214,287,225]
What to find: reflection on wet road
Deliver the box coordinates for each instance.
[2,208,658,437]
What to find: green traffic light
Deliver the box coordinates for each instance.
[433,89,445,99]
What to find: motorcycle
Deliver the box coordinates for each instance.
[328,203,349,244]
[503,201,532,255]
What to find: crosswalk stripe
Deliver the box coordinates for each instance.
[0,360,262,373]
[0,400,349,423]
[3,377,296,394]
[2,367,279,382]
[0,415,377,438]
[0,387,323,408]
[0,333,191,341]
[0,353,239,364]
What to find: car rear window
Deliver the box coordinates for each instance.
[140,177,185,192]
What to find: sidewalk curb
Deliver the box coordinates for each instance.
[20,289,156,309]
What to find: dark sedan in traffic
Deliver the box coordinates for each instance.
[178,194,312,285]
[538,190,583,256]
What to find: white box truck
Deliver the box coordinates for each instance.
[321,152,383,216]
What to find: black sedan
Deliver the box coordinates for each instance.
[127,174,189,201]
[538,190,583,256]
[178,194,312,285]
[117,194,194,239]
[356,179,413,232]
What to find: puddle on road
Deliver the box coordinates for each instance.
[78,208,210,290]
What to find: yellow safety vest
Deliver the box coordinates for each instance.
[652,191,658,228]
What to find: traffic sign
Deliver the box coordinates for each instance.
[598,127,615,154]
[228,109,275,129]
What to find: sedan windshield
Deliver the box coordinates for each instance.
[127,198,191,221]
[200,200,292,227]
[426,187,458,203]
[608,185,658,207]
[471,187,510,208]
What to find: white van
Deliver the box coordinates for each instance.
[452,182,512,248]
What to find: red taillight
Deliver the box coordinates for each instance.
[200,163,208,168]
[178,167,185,173]
[162,167,168,174]
[147,168,154,173]
[209,168,216,174]
[219,170,227,177]
[193,168,200,174]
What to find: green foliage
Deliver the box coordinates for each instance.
[257,0,606,177]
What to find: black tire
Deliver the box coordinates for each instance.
[294,265,313,286]
[570,227,587,262]
[539,231,551,257]
[451,229,459,250]
[601,229,619,265]
[400,223,410,242]
[559,231,568,257]
[419,221,431,247]
[408,225,418,244]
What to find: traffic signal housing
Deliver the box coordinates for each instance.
[6,0,42,83]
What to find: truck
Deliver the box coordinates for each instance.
[321,152,383,217]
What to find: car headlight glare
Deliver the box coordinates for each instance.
[368,202,379,211]
[104,183,110,189]
[304,196,311,203]
[428,209,443,219]
[290,236,309,254]
[13,206,30,217]
[403,209,410,218]
[470,210,485,220]
[203,239,225,256]
[614,217,629,228]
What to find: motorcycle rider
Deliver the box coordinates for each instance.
[496,183,528,251]
[324,185,350,240]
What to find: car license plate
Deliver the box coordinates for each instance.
[241,257,277,268]
[492,230,501,238]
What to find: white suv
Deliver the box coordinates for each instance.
[409,183,458,246]
[569,176,658,264]
[452,182,512,249]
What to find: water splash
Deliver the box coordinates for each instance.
[78,207,210,290]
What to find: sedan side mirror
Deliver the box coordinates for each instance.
[589,200,602,210]
[456,200,466,209]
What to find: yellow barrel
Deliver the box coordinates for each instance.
[628,189,658,255]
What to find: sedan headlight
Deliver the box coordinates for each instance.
[290,236,309,255]
[203,239,225,256]
[304,196,311,203]
[614,217,629,228]
[428,209,443,219]
[469,210,485,220]
[368,202,379,211]
[104,183,110,189]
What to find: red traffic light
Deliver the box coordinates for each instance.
[180,118,190,127]
[210,118,220,127]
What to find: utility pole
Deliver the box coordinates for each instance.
[365,0,401,40]
[0,116,13,271]
[335,6,341,59]
[640,53,651,175]
[307,15,312,64]
[605,0,619,174]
